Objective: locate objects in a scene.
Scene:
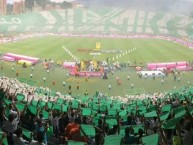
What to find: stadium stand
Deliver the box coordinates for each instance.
[1,5,193,145]
[0,8,193,37]
[0,75,193,144]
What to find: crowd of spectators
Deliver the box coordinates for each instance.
[0,76,192,145]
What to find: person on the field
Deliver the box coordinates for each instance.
[16,70,19,77]
[131,83,134,89]
[116,75,120,83]
[76,82,79,90]
[174,75,177,81]
[68,85,72,95]
[108,84,111,91]
[127,75,130,81]
[118,79,122,86]
[43,77,46,83]
[63,81,66,87]
[85,74,89,82]
[30,73,33,78]
[116,76,121,86]
[53,80,56,85]
[177,76,180,82]
[84,90,88,96]
[66,72,69,78]
[153,75,155,80]
[161,79,164,85]
[68,89,72,95]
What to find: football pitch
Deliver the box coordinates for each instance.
[0,36,193,96]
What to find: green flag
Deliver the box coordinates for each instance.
[16,93,25,101]
[57,98,64,104]
[142,133,159,145]
[22,127,32,140]
[119,110,127,117]
[105,118,117,128]
[162,117,182,129]
[162,104,171,112]
[42,110,49,120]
[160,112,170,121]
[81,125,95,136]
[53,104,62,111]
[120,125,144,135]
[28,105,37,115]
[16,103,25,111]
[62,105,68,112]
[173,106,186,118]
[104,135,122,145]
[108,109,117,116]
[144,111,157,118]
[67,140,85,145]
[82,108,91,116]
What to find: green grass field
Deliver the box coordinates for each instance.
[0,36,193,96]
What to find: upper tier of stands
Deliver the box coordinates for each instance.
[0,8,193,37]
